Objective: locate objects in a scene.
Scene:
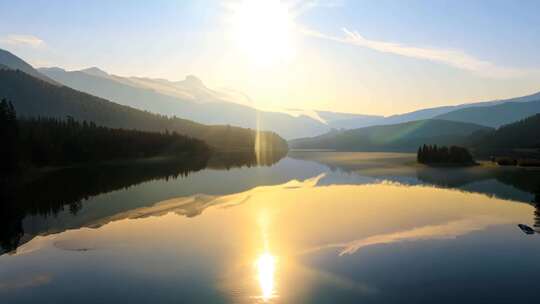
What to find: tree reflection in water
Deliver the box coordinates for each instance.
[533,193,540,233]
[0,150,287,253]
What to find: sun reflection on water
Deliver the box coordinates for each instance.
[256,252,276,301]
[255,209,277,301]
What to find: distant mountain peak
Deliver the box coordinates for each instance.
[80,66,109,78]
[39,67,66,73]
[0,48,59,85]
[182,75,204,87]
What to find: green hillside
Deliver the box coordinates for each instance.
[469,113,540,150]
[290,119,492,152]
[0,69,287,152]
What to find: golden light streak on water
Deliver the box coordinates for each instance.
[256,252,276,301]
[254,209,277,301]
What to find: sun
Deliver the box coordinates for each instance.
[228,0,296,67]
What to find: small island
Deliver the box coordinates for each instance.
[417,144,476,166]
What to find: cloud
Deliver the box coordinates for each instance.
[301,27,532,78]
[0,34,45,48]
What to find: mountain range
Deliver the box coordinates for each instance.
[38,66,331,139]
[0,48,58,85]
[289,119,493,152]
[434,98,540,128]
[38,62,540,138]
[0,67,287,153]
[1,47,540,147]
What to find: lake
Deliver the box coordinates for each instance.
[1,152,539,303]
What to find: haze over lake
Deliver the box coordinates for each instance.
[1,1,540,303]
[1,152,539,304]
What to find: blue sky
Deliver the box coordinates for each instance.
[1,0,539,115]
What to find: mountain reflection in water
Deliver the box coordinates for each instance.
[1,152,540,304]
[2,172,539,304]
[1,151,540,255]
[0,150,287,253]
[0,152,540,251]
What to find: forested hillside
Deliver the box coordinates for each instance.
[0,99,210,170]
[468,113,540,151]
[290,119,492,152]
[0,69,287,152]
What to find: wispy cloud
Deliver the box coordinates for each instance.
[301,27,532,78]
[0,34,45,48]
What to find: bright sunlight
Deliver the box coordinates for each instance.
[228,0,296,67]
[256,252,277,301]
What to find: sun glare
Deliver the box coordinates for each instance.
[256,252,277,301]
[229,0,296,67]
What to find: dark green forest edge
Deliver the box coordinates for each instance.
[0,98,211,172]
[1,97,288,175]
[416,113,540,167]
[468,113,540,166]
[291,113,540,166]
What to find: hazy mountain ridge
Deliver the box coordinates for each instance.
[0,69,287,152]
[289,119,492,152]
[435,98,540,128]
[314,110,384,129]
[3,47,540,139]
[75,66,246,105]
[39,66,331,139]
[38,62,540,139]
[122,74,249,105]
[336,90,540,128]
[0,48,59,85]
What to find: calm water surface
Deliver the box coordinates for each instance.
[1,152,539,303]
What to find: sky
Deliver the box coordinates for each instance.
[1,0,540,115]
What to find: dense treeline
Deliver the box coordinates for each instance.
[417,144,475,165]
[0,159,210,252]
[0,69,288,152]
[465,113,540,164]
[469,113,540,150]
[0,98,210,170]
[0,98,18,173]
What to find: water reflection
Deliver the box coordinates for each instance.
[534,194,540,233]
[291,151,540,205]
[255,209,277,302]
[1,167,539,303]
[256,252,276,301]
[3,151,540,256]
[0,151,287,253]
